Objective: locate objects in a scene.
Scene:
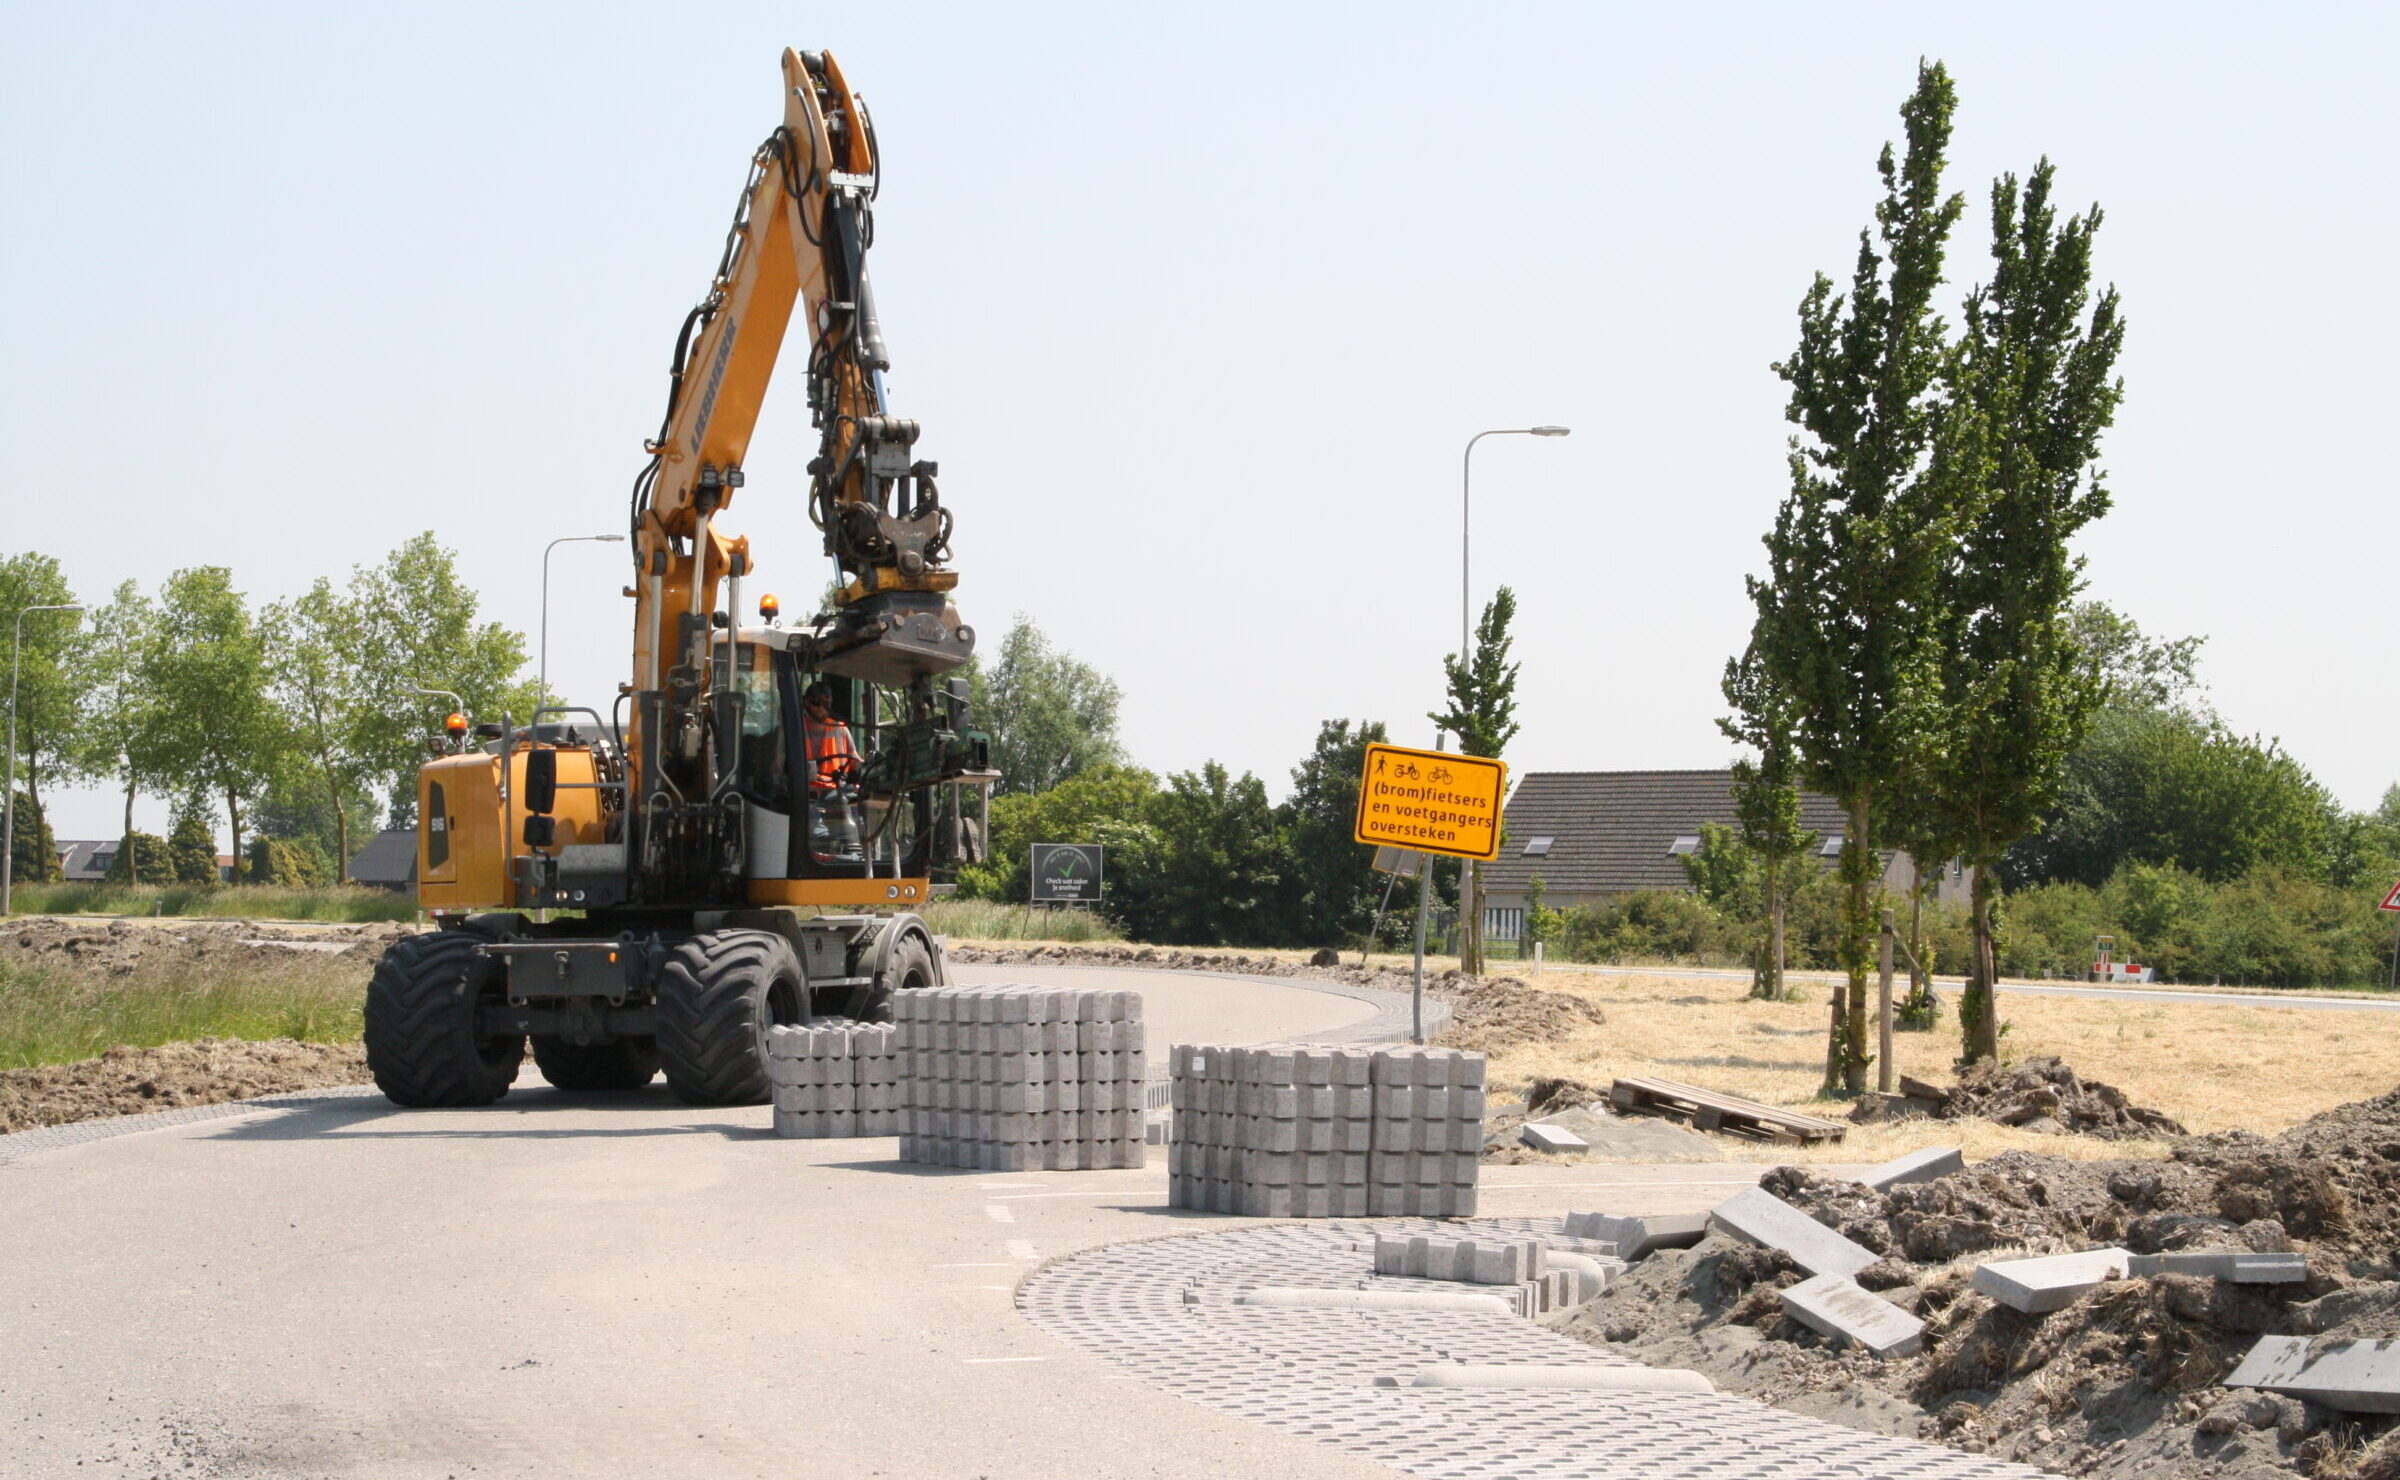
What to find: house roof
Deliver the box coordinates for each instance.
[347,828,418,888]
[55,840,115,881]
[1480,770,1847,898]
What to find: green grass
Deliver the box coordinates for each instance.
[0,952,368,1071]
[919,898,1123,943]
[6,882,419,923]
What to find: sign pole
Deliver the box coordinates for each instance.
[2381,879,2400,991]
[1877,908,1895,1094]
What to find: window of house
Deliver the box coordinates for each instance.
[1485,907,1525,942]
[1820,837,1844,856]
[1522,836,1554,857]
[1668,834,1701,855]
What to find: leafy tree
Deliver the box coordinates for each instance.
[1278,718,1389,949]
[167,803,220,885]
[7,790,56,884]
[2068,600,2203,711]
[346,534,538,824]
[1680,822,1756,910]
[1720,644,1820,1000]
[1140,761,1293,946]
[1524,874,1563,952]
[263,578,375,875]
[958,764,1163,924]
[1747,62,1966,1093]
[145,568,282,881]
[968,616,1125,797]
[1,553,89,879]
[1429,586,1522,975]
[74,581,168,880]
[1921,157,2126,1064]
[248,835,334,887]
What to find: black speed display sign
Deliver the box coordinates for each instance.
[1030,843,1104,903]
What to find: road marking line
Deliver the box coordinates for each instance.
[978,1181,1043,1189]
[990,1187,1169,1201]
[978,1284,1016,1290]
[984,1203,1017,1224]
[1007,1239,1039,1260]
[931,1262,1013,1268]
[1479,1178,1762,1190]
[962,1355,1053,1364]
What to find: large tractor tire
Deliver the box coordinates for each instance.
[531,1036,661,1092]
[821,925,936,1022]
[653,930,804,1106]
[364,931,524,1107]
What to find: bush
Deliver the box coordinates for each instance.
[168,808,219,884]
[102,831,172,884]
[5,882,418,923]
[246,836,334,887]
[918,898,1124,943]
[1558,890,1746,965]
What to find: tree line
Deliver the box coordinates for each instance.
[3,536,534,887]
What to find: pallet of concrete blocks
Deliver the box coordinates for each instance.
[892,985,1147,1172]
[768,1022,899,1139]
[1367,1047,1485,1217]
[1166,1043,1483,1218]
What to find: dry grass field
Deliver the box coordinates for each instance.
[1463,962,2400,1165]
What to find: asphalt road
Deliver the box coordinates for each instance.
[0,963,1762,1480]
[1567,961,2400,1014]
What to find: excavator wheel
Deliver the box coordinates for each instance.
[653,930,804,1106]
[820,926,935,1022]
[364,931,524,1108]
[531,1036,661,1092]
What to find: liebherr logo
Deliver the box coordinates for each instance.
[691,316,739,453]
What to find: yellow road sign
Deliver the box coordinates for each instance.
[1352,743,1507,862]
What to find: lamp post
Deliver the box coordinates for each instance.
[4,602,85,916]
[1426,426,1568,990]
[539,534,625,718]
[1461,426,1570,665]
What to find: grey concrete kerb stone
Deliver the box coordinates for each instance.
[1710,1186,1881,1279]
[1973,1248,2131,1314]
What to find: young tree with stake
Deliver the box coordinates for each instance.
[1431,587,1522,976]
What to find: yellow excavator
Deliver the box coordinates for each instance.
[365,49,994,1108]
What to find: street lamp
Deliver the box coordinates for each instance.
[4,602,85,916]
[539,534,626,717]
[1461,426,1570,665]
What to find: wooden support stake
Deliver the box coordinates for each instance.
[1877,907,1896,1094]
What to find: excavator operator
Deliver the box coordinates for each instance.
[803,682,865,864]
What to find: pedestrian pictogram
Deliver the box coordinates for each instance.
[1352,743,1506,862]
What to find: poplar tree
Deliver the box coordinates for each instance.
[1720,644,1817,1001]
[1747,62,1965,1094]
[1430,587,1522,976]
[1926,161,2125,1064]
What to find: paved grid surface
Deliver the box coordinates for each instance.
[1018,1219,2049,1480]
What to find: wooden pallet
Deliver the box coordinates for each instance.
[1608,1075,1847,1145]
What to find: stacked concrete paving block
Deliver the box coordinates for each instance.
[768,1022,898,1138]
[1373,1232,1545,1285]
[893,985,1146,1171]
[1168,1043,1482,1217]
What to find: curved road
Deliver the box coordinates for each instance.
[4,962,1749,1480]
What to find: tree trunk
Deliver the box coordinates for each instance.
[23,754,47,883]
[1753,857,1786,1001]
[1829,790,1875,1095]
[122,783,138,884]
[322,756,350,884]
[1960,863,2001,1065]
[225,787,244,887]
[1462,860,1482,976]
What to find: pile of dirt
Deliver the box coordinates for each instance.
[1873,1055,2189,1140]
[1563,1089,2400,1477]
[0,917,414,975]
[0,1038,370,1134]
[948,943,1606,1057]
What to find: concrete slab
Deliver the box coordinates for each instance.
[2225,1337,2400,1414]
[1560,1209,1709,1259]
[1708,1186,1880,1279]
[1236,1287,1515,1315]
[1521,1121,1590,1153]
[2128,1250,2307,1284]
[1518,1104,1720,1159]
[1400,1364,1714,1393]
[1972,1248,2131,1314]
[2225,1335,2316,1390]
[1859,1145,1963,1191]
[1779,1273,1925,1358]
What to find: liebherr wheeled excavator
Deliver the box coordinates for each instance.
[364,49,994,1108]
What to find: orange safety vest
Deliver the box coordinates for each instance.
[803,715,860,791]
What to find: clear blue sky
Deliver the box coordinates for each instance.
[4,2,2393,845]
